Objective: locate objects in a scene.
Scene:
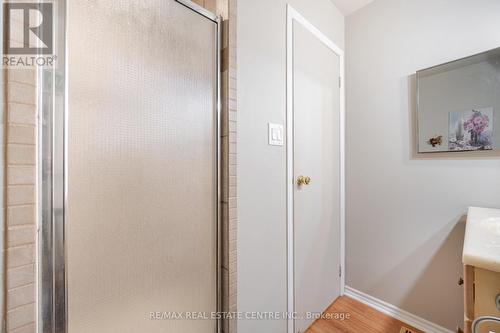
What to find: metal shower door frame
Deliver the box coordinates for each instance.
[38,1,222,332]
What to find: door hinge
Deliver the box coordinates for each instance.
[339,266,342,277]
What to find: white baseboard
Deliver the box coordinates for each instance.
[344,286,455,333]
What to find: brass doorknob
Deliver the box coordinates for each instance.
[297,175,311,186]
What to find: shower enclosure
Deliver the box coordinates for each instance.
[39,1,220,332]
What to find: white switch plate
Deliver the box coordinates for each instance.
[268,123,284,146]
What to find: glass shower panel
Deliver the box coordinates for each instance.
[66,1,217,332]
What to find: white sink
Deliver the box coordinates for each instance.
[463,207,500,273]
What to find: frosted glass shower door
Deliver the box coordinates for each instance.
[66,1,218,332]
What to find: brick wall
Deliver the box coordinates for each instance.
[193,0,238,331]
[5,69,37,333]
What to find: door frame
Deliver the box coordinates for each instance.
[38,1,222,332]
[286,5,345,333]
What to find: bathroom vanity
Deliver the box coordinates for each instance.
[463,207,500,333]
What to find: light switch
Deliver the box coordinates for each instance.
[268,123,284,146]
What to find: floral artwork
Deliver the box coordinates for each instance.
[449,107,493,151]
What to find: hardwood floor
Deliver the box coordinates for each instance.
[306,296,425,333]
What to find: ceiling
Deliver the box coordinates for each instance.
[330,0,374,16]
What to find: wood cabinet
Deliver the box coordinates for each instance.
[464,265,500,333]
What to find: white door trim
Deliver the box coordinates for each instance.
[286,5,345,333]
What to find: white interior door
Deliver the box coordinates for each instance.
[290,12,342,333]
[66,1,218,332]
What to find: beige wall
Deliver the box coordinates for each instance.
[192,0,218,14]
[4,69,37,332]
[195,2,238,333]
[346,0,500,330]
[237,1,344,332]
[220,1,238,333]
